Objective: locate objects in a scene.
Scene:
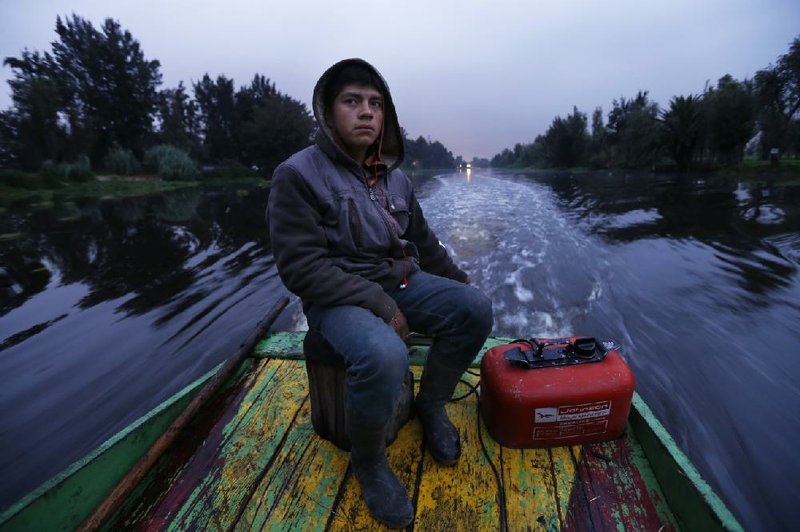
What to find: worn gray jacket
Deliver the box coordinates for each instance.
[267,58,466,322]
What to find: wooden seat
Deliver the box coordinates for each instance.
[302,330,414,451]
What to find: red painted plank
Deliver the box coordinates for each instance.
[564,433,678,531]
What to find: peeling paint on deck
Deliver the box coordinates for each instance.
[100,352,678,531]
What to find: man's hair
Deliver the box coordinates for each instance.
[322,64,384,110]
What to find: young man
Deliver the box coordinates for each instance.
[267,58,493,528]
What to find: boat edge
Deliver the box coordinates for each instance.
[629,392,744,532]
[0,364,221,531]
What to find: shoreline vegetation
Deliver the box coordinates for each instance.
[0,15,458,192]
[1,15,797,203]
[2,158,798,211]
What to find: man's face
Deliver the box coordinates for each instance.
[329,83,384,160]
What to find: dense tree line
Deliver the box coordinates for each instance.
[0,15,461,181]
[0,14,315,178]
[492,36,800,171]
[402,132,456,171]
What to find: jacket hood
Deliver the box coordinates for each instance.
[312,58,404,171]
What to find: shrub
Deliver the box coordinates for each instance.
[144,144,198,181]
[39,155,93,183]
[201,159,258,179]
[104,147,141,176]
[67,155,93,182]
[0,169,44,189]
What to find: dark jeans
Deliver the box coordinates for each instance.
[306,271,493,428]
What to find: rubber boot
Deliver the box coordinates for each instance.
[415,355,466,466]
[348,419,414,528]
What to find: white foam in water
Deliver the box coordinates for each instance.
[418,171,609,338]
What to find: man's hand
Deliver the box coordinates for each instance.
[389,309,410,340]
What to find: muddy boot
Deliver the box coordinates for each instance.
[415,356,465,466]
[348,420,414,528]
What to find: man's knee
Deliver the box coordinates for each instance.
[462,287,494,337]
[349,331,408,388]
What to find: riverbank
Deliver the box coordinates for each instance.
[0,173,268,212]
[500,159,800,184]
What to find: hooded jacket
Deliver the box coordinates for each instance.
[267,58,467,322]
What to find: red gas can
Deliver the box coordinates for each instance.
[480,337,634,448]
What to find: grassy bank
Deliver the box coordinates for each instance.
[502,159,800,183]
[720,159,800,184]
[0,173,268,212]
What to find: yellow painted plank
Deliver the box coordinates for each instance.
[414,373,503,531]
[169,359,309,529]
[327,416,425,531]
[550,445,583,528]
[502,447,561,531]
[237,398,350,531]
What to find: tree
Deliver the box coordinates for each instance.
[755,36,800,159]
[238,76,314,175]
[403,134,456,170]
[607,91,661,168]
[2,50,65,169]
[659,95,704,171]
[704,75,755,165]
[49,15,162,162]
[157,82,199,155]
[0,110,18,168]
[541,106,588,168]
[588,107,612,168]
[490,148,515,167]
[193,74,238,162]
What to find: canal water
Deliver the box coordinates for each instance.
[1,170,798,529]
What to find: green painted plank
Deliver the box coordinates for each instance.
[629,393,744,531]
[101,359,258,529]
[165,359,310,529]
[238,398,350,530]
[0,365,220,532]
[253,331,515,369]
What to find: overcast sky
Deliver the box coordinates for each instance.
[1,0,799,159]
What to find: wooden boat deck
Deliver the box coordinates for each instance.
[101,333,678,531]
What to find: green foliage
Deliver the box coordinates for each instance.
[660,95,704,171]
[607,91,662,168]
[104,146,141,176]
[755,37,800,159]
[0,110,18,168]
[236,75,315,175]
[144,144,198,181]
[2,15,161,169]
[541,107,589,167]
[0,169,48,189]
[201,159,257,179]
[157,82,200,155]
[2,50,66,170]
[0,13,448,179]
[51,15,161,162]
[40,155,93,183]
[490,35,800,170]
[403,133,456,170]
[704,75,756,165]
[193,74,237,162]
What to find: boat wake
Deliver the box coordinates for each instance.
[418,172,610,338]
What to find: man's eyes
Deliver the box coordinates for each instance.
[341,97,382,109]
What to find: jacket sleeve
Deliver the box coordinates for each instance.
[405,189,469,283]
[268,164,399,322]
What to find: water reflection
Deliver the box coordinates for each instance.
[413,170,799,530]
[0,182,295,510]
[1,171,799,529]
